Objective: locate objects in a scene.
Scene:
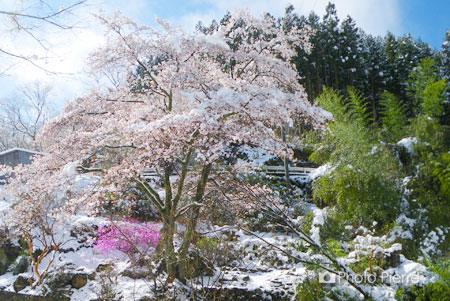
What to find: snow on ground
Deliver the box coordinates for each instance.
[195,225,310,297]
[236,146,275,166]
[191,205,438,300]
[0,206,440,300]
[0,210,163,300]
[0,179,441,300]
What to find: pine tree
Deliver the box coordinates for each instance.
[439,30,450,125]
[339,16,362,89]
[293,11,322,102]
[321,3,341,90]
[440,30,450,79]
[358,34,389,122]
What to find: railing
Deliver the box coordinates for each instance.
[259,166,316,175]
[142,165,316,180]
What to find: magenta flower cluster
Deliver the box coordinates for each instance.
[95,219,161,257]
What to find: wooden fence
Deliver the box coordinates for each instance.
[142,165,316,181]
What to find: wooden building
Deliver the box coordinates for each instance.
[0,148,43,168]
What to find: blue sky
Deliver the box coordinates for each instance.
[400,0,450,49]
[0,0,449,107]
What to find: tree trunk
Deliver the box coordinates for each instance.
[281,125,290,187]
[178,163,211,279]
[160,215,177,281]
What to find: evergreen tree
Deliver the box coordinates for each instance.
[384,34,435,115]
[358,34,389,122]
[339,16,362,90]
[281,3,438,123]
[441,30,450,79]
[321,3,341,90]
[293,10,322,102]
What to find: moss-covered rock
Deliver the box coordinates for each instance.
[45,271,73,290]
[43,270,73,300]
[0,291,56,300]
[87,272,96,281]
[382,248,402,268]
[96,264,112,273]
[12,256,30,275]
[122,268,152,280]
[0,242,21,275]
[71,274,87,289]
[13,276,29,292]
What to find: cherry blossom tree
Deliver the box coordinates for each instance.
[1,10,331,281]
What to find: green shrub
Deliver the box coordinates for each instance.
[326,239,347,258]
[319,211,350,243]
[311,88,402,228]
[295,277,324,301]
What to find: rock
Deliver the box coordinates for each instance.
[383,244,402,268]
[37,267,75,300]
[71,274,87,289]
[13,276,29,292]
[46,272,73,290]
[88,272,96,281]
[122,269,151,280]
[12,256,30,275]
[0,291,56,300]
[0,242,21,275]
[242,275,250,281]
[96,264,112,273]
[201,287,289,301]
[383,250,402,268]
[45,290,71,301]
[178,251,214,279]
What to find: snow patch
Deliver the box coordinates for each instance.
[62,161,80,177]
[310,163,333,180]
[397,137,417,153]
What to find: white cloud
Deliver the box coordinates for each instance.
[0,3,106,105]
